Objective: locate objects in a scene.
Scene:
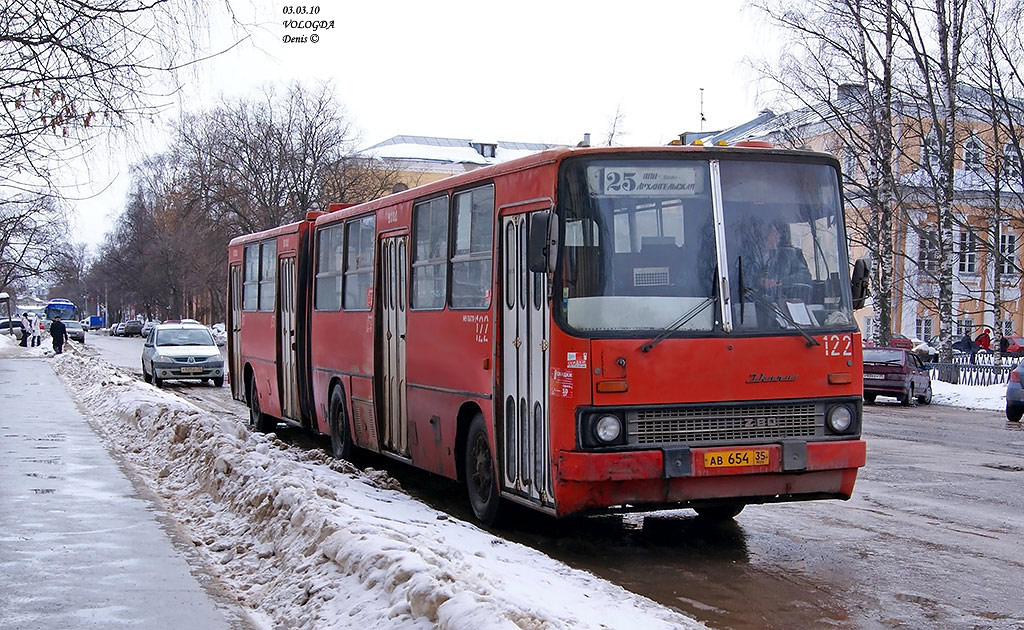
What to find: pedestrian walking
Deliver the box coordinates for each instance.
[49,315,68,354]
[29,313,42,347]
[19,312,30,347]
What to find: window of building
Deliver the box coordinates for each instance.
[258,240,277,312]
[344,214,376,311]
[919,233,939,272]
[243,244,259,311]
[923,131,940,171]
[915,317,933,341]
[412,195,449,310]
[956,318,975,337]
[315,225,344,311]
[1000,232,1017,276]
[1000,319,1014,337]
[472,142,497,158]
[958,229,977,274]
[964,133,984,172]
[843,147,858,180]
[451,185,494,309]
[1004,144,1022,182]
[862,316,874,340]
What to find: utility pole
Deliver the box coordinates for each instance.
[700,88,706,131]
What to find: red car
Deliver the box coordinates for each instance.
[889,333,914,349]
[863,347,933,406]
[1003,336,1024,356]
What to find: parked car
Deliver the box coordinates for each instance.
[1006,361,1024,421]
[1002,336,1024,357]
[141,320,156,337]
[863,347,933,406]
[64,320,86,343]
[141,322,225,388]
[122,319,144,336]
[79,319,91,331]
[889,333,914,349]
[113,322,127,336]
[0,318,25,341]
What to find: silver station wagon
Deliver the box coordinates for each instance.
[141,323,225,387]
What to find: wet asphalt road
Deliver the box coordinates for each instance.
[88,333,1024,630]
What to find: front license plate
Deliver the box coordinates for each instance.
[180,366,203,374]
[704,448,770,468]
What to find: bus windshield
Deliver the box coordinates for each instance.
[44,299,77,322]
[558,156,855,335]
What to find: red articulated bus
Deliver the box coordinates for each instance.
[228,144,870,524]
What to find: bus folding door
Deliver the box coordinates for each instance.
[500,212,553,508]
[277,256,301,421]
[380,235,409,457]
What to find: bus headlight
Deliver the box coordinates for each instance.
[594,415,623,444]
[826,405,854,433]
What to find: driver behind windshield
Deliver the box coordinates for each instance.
[749,219,811,299]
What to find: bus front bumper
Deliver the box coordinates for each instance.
[554,440,866,516]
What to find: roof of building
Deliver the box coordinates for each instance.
[361,135,567,167]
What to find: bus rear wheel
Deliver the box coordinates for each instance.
[329,387,353,461]
[464,414,502,525]
[248,382,274,433]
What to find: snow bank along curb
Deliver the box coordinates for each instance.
[48,350,704,630]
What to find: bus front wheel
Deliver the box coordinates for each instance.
[694,503,745,521]
[329,387,353,461]
[464,414,502,525]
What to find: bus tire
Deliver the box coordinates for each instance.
[694,503,745,521]
[464,413,502,525]
[249,383,274,433]
[328,386,353,461]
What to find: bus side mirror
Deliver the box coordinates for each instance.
[851,257,871,309]
[528,211,558,274]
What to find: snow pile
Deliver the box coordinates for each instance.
[931,380,1006,411]
[49,351,703,630]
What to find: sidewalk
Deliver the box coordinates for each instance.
[0,356,253,629]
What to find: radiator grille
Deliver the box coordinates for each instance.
[628,403,822,445]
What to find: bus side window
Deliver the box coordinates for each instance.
[451,185,494,309]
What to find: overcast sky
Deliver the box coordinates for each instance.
[71,0,778,248]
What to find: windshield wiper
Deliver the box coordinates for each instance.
[640,298,715,353]
[742,287,821,347]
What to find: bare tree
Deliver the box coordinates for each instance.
[603,104,628,146]
[0,0,219,192]
[751,0,902,346]
[0,195,70,290]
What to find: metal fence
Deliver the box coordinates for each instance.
[929,354,1019,386]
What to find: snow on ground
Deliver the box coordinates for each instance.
[1,334,704,630]
[930,379,1006,411]
[1,332,1011,629]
